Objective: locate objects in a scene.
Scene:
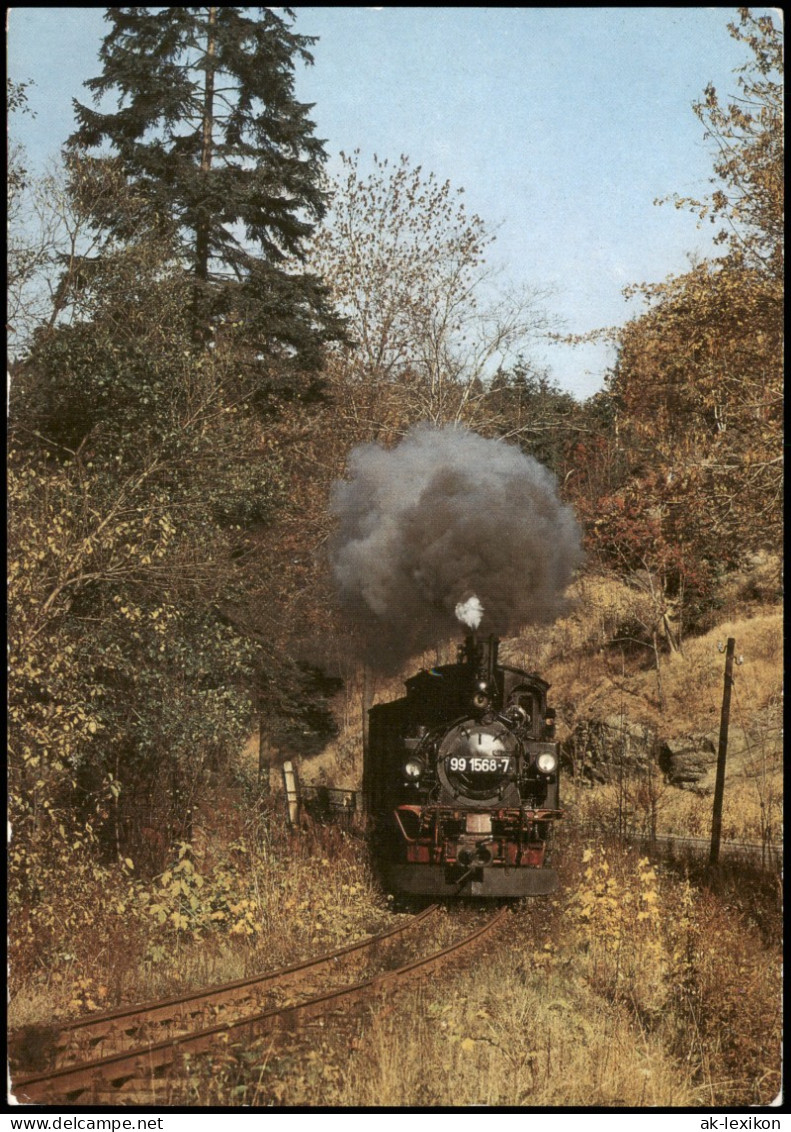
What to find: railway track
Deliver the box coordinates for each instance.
[10,903,508,1105]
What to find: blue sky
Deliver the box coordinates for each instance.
[7,7,780,399]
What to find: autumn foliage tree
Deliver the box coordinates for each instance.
[668,7,783,280]
[307,150,553,434]
[589,8,783,633]
[482,362,590,479]
[8,230,272,874]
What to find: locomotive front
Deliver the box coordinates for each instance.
[366,635,562,898]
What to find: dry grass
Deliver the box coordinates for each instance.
[502,576,783,738]
[334,961,697,1108]
[564,749,783,847]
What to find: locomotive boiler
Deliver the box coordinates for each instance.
[365,634,562,898]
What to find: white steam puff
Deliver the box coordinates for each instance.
[328,424,583,671]
[455,595,484,629]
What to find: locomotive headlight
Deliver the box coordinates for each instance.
[536,751,557,776]
[404,757,424,779]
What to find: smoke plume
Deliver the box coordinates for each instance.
[328,424,583,671]
[455,595,484,629]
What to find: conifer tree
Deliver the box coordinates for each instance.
[68,6,344,366]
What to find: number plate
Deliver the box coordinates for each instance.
[447,756,513,775]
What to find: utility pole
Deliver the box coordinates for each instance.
[709,637,735,867]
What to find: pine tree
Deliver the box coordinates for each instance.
[68,6,345,366]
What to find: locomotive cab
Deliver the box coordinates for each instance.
[366,635,562,898]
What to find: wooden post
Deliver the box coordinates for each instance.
[257,694,270,796]
[282,761,300,829]
[709,638,735,867]
[257,716,267,791]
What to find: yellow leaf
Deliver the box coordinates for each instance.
[461,1038,475,1052]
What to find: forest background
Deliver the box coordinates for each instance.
[7,7,783,1108]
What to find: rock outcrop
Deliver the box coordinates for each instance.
[563,715,780,793]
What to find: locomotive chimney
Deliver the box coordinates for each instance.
[459,633,499,683]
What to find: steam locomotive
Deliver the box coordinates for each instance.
[365,634,562,898]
